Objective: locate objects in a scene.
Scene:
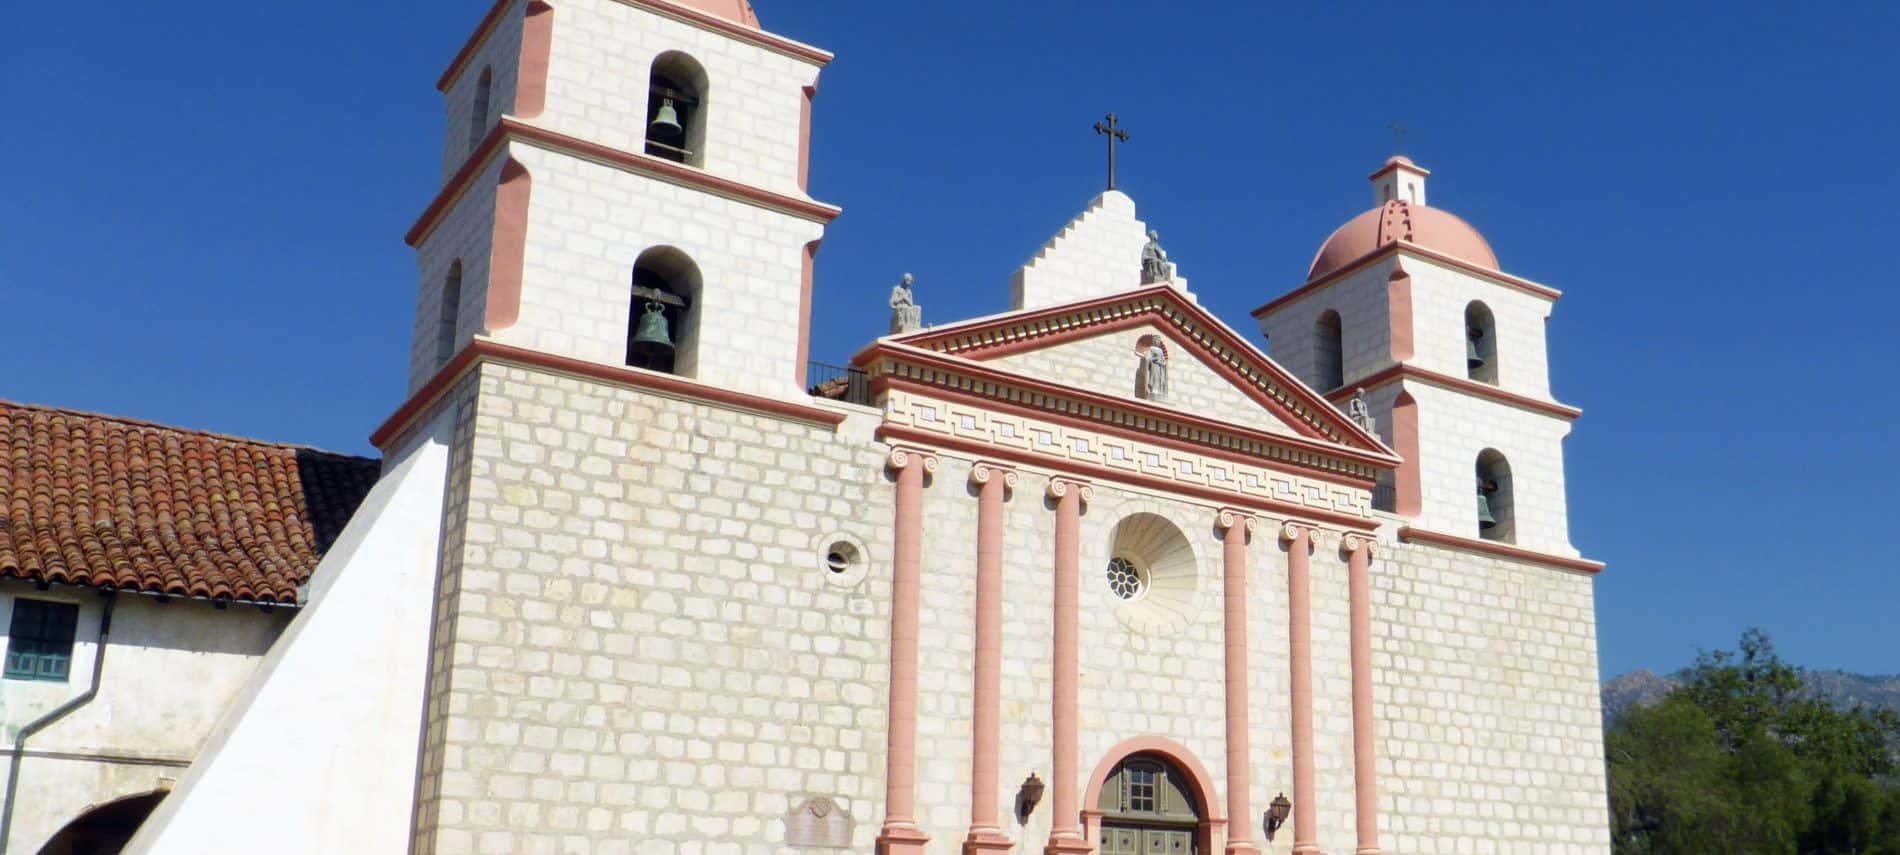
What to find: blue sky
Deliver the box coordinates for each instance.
[2,1,1895,679]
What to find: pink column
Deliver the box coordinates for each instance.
[1218,510,1261,855]
[1046,478,1093,855]
[966,462,1017,855]
[1279,522,1320,855]
[1344,534,1382,855]
[879,447,936,855]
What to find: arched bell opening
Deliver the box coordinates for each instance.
[645,52,708,167]
[627,247,702,377]
[38,789,166,855]
[1465,301,1498,385]
[1314,309,1344,392]
[1476,447,1515,544]
[436,260,463,369]
[469,66,493,150]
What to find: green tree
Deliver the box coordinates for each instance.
[1608,629,1900,854]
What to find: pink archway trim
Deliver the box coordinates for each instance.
[1081,736,1228,825]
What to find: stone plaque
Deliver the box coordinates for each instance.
[784,796,853,849]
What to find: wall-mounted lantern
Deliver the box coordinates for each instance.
[1016,772,1046,823]
[1264,793,1292,839]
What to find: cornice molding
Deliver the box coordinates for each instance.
[407,118,840,247]
[876,423,1378,534]
[867,352,1394,485]
[1251,242,1563,320]
[1326,364,1583,421]
[370,340,845,449]
[1397,527,1604,574]
[864,285,1395,459]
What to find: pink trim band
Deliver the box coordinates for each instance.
[1397,527,1606,574]
[878,447,937,855]
[1251,242,1562,320]
[1218,510,1260,855]
[626,0,834,66]
[1344,535,1381,855]
[1324,364,1582,421]
[1046,477,1093,854]
[1280,522,1320,854]
[965,462,1017,854]
[408,118,841,246]
[1387,263,1414,363]
[369,340,845,449]
[794,240,820,388]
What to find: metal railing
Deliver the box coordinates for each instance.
[806,361,874,407]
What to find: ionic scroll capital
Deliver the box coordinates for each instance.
[970,460,1018,492]
[886,446,939,475]
[1215,508,1257,535]
[1341,532,1375,558]
[1279,520,1314,545]
[1046,476,1093,505]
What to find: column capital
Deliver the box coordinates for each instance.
[970,460,1019,491]
[1341,531,1376,557]
[886,446,939,475]
[1215,508,1257,535]
[1278,520,1315,545]
[1046,476,1093,505]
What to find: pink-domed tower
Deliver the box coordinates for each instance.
[1253,157,1585,559]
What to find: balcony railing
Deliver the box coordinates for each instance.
[807,361,874,407]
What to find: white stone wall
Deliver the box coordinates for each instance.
[492,142,823,399]
[1405,381,1576,556]
[409,156,504,395]
[1257,258,1395,394]
[418,362,892,854]
[0,587,286,854]
[1011,191,1189,311]
[985,323,1297,436]
[439,1,526,182]
[1402,255,1557,400]
[535,0,823,198]
[1371,539,1609,854]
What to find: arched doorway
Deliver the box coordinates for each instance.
[1097,754,1202,853]
[37,790,165,855]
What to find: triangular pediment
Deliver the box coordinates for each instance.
[876,285,1392,458]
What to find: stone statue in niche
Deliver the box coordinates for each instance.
[784,796,854,848]
[1348,387,1376,434]
[888,273,922,334]
[1140,229,1171,284]
[1138,338,1169,402]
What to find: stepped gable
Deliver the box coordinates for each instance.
[0,400,381,604]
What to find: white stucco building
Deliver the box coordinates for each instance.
[5,1,1613,853]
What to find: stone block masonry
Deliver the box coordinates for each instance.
[415,361,893,854]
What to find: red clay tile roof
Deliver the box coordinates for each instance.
[0,400,381,605]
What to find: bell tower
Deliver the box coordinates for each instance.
[1252,157,1583,557]
[402,0,838,400]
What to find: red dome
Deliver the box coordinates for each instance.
[671,0,760,28]
[1306,200,1497,282]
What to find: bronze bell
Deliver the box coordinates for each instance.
[649,98,683,138]
[1467,326,1486,372]
[629,301,674,358]
[1477,493,1498,528]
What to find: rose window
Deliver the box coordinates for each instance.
[1106,556,1145,600]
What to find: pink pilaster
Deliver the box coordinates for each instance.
[879,447,937,855]
[1218,510,1261,855]
[966,462,1017,854]
[1280,522,1320,855]
[1344,534,1381,855]
[1046,477,1093,855]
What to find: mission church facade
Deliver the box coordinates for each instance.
[2,0,1610,852]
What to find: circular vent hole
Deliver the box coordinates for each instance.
[825,541,859,575]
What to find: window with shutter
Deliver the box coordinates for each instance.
[4,599,80,682]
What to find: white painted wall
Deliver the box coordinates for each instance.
[1011,190,1189,311]
[125,408,452,855]
[0,590,286,855]
[1258,257,1396,394]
